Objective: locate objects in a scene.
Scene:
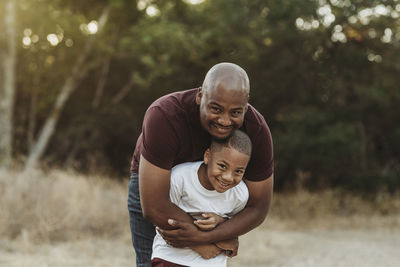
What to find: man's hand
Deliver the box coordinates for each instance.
[157,219,208,247]
[215,237,239,257]
[193,213,227,231]
[190,244,223,259]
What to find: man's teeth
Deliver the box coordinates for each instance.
[214,124,231,130]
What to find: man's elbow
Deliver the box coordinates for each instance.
[252,210,268,227]
[141,203,158,223]
[250,201,271,226]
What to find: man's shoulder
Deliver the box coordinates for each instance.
[144,88,199,127]
[244,104,270,135]
[245,104,266,124]
[149,88,199,111]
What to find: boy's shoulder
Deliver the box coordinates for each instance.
[171,161,202,177]
[226,180,249,204]
[233,180,249,194]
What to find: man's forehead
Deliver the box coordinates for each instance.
[205,87,249,103]
[207,83,248,95]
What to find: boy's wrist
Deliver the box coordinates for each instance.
[199,227,216,244]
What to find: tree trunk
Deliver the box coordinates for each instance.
[27,90,38,152]
[92,56,111,108]
[0,0,16,168]
[24,6,110,171]
[111,75,135,105]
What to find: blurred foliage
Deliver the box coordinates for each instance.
[5,0,400,192]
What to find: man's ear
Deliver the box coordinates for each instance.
[203,148,210,164]
[196,88,203,105]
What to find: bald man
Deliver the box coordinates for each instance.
[128,63,274,267]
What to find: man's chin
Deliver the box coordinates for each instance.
[210,129,233,140]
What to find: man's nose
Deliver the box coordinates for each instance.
[217,113,230,126]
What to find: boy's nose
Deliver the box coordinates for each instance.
[221,172,234,183]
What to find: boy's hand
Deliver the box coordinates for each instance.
[215,237,239,257]
[190,244,223,259]
[193,213,227,231]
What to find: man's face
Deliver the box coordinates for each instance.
[196,85,248,140]
[203,146,249,193]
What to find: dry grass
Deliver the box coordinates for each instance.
[1,168,400,266]
[0,168,130,244]
[267,189,400,230]
[1,168,399,244]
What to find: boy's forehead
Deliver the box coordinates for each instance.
[211,144,250,159]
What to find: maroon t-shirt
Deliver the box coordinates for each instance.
[130,88,274,181]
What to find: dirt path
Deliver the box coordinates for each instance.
[229,228,400,267]
[1,227,399,267]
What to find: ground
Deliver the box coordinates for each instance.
[1,220,399,267]
[229,227,400,267]
[1,171,399,266]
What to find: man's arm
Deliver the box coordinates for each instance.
[159,174,274,246]
[139,155,195,228]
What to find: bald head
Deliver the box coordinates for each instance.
[202,63,250,97]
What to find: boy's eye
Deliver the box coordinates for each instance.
[235,170,244,175]
[217,163,226,169]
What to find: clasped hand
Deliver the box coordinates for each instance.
[157,213,238,259]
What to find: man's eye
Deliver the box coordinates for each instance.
[236,170,244,175]
[231,110,242,117]
[210,106,221,112]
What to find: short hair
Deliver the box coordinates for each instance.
[210,130,252,156]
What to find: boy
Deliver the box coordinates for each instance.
[151,130,252,267]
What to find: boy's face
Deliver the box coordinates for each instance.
[203,146,250,193]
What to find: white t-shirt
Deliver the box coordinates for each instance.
[151,161,249,267]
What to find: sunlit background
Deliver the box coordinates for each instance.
[1,0,400,265]
[3,0,399,192]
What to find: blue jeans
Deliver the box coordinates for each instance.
[128,173,156,267]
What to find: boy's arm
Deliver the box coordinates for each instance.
[190,244,223,259]
[158,174,274,246]
[190,213,229,258]
[193,212,227,231]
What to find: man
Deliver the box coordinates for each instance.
[128,62,274,267]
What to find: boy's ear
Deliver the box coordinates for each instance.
[203,148,210,164]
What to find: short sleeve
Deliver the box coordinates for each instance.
[244,111,274,181]
[141,107,179,170]
[227,182,249,217]
[169,167,183,205]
